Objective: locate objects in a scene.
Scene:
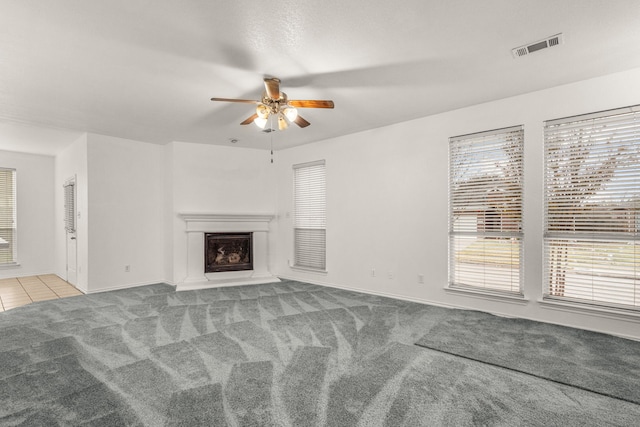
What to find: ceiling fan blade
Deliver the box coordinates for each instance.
[264,77,281,100]
[240,113,258,125]
[293,115,311,128]
[211,97,260,104]
[288,100,335,109]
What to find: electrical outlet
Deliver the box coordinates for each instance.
[371,268,376,277]
[388,271,393,279]
[418,274,424,284]
[125,265,130,273]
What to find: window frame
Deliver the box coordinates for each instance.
[292,160,327,272]
[543,105,640,311]
[64,178,76,233]
[448,125,524,297]
[0,167,17,266]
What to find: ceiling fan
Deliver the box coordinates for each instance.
[211,77,334,131]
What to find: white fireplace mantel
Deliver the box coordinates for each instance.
[181,213,275,231]
[177,212,280,291]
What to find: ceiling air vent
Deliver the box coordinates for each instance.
[512,33,563,58]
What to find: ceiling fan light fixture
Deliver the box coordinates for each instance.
[256,104,270,119]
[278,114,288,130]
[283,107,298,122]
[254,117,268,129]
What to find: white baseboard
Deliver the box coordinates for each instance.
[277,275,640,342]
[85,279,170,294]
[277,274,462,311]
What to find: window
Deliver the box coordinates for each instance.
[293,160,326,271]
[449,126,524,295]
[0,168,17,264]
[64,179,76,233]
[544,105,640,309]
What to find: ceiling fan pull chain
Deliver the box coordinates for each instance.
[270,116,274,163]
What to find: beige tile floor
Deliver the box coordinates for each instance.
[0,274,83,312]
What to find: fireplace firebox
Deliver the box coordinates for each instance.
[205,232,253,273]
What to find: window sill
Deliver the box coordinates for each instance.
[539,298,640,323]
[446,285,528,305]
[0,262,20,269]
[290,265,328,275]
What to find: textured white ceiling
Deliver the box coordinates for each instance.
[1,0,640,154]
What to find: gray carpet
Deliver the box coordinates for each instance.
[414,307,640,405]
[0,280,639,426]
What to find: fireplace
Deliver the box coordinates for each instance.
[177,213,279,291]
[205,232,253,273]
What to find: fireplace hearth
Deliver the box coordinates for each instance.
[205,232,253,273]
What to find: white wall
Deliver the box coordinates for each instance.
[0,149,55,279]
[274,67,640,340]
[55,134,89,291]
[53,136,276,291]
[86,134,165,292]
[168,142,276,284]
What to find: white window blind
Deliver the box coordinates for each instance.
[0,168,17,264]
[544,105,640,309]
[64,180,75,233]
[293,160,326,271]
[449,126,524,295]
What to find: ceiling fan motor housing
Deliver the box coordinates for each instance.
[262,92,289,115]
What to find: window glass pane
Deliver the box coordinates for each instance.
[294,228,326,270]
[450,235,522,293]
